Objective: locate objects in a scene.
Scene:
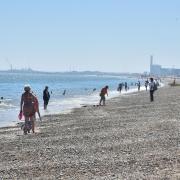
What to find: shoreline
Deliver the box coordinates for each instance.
[2,80,165,130]
[0,73,143,128]
[1,84,158,129]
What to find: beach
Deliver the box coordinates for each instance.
[0,85,179,179]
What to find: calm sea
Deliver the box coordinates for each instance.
[0,72,143,127]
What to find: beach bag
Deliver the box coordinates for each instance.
[23,92,36,117]
[18,111,23,120]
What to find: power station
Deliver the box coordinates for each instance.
[150,56,180,77]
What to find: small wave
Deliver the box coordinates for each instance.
[0,102,16,109]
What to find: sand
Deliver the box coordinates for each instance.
[0,85,180,179]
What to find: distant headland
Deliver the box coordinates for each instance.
[0,68,143,77]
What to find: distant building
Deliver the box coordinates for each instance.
[150,56,180,77]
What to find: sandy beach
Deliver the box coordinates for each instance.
[0,85,180,179]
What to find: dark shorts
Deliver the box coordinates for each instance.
[44,100,49,105]
[100,95,105,101]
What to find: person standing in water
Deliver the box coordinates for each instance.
[20,85,37,134]
[137,81,141,91]
[0,97,3,103]
[99,86,109,106]
[124,82,128,91]
[43,86,50,110]
[117,83,123,93]
[62,89,66,96]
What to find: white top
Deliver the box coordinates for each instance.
[149,81,155,91]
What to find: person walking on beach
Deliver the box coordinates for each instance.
[145,79,149,91]
[43,86,50,110]
[99,86,109,106]
[149,78,155,102]
[20,85,37,134]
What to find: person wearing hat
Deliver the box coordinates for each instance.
[43,86,50,110]
[20,85,37,134]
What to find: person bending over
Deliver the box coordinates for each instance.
[99,86,109,106]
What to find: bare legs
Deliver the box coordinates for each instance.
[24,116,35,134]
[99,96,106,106]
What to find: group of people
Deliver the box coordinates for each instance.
[99,77,159,106]
[19,78,159,135]
[117,82,128,93]
[117,81,142,93]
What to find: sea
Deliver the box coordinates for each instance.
[0,71,145,127]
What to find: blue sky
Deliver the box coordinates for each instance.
[0,0,179,72]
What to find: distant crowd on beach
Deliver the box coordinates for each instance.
[117,78,160,93]
[100,77,160,106]
[17,77,160,135]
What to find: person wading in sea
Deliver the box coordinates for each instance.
[99,86,109,106]
[117,83,123,93]
[125,82,128,91]
[137,81,141,91]
[43,86,50,110]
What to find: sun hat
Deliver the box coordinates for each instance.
[24,84,31,91]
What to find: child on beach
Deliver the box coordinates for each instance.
[99,86,109,106]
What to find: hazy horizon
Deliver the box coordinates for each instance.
[0,1,180,73]
[0,68,142,74]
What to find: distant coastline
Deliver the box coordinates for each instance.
[0,69,144,77]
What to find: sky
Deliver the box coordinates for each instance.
[0,0,179,73]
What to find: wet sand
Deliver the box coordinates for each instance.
[0,85,180,179]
